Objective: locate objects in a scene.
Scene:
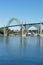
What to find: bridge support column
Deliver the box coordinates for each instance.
[4,26,7,36]
[24,25,27,35]
[38,22,42,36]
[21,22,26,36]
[21,23,24,36]
[40,22,42,36]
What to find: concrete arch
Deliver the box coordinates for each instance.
[26,24,40,30]
[7,18,20,26]
[28,26,37,30]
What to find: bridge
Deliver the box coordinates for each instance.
[0,18,43,36]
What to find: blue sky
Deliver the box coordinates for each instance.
[0,0,43,27]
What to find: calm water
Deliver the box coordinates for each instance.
[0,36,43,65]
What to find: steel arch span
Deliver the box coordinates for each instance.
[7,18,20,26]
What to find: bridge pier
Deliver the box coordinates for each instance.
[37,22,42,36]
[39,22,42,36]
[3,26,8,36]
[21,23,24,36]
[21,22,26,36]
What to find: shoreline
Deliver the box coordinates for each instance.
[0,34,43,37]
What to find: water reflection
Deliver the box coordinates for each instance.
[0,36,43,65]
[19,36,27,56]
[3,36,9,44]
[20,36,26,47]
[35,36,43,61]
[37,36,43,47]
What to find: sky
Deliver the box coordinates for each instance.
[0,0,43,28]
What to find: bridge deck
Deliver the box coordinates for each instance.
[0,22,43,28]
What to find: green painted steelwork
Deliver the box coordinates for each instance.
[7,18,20,26]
